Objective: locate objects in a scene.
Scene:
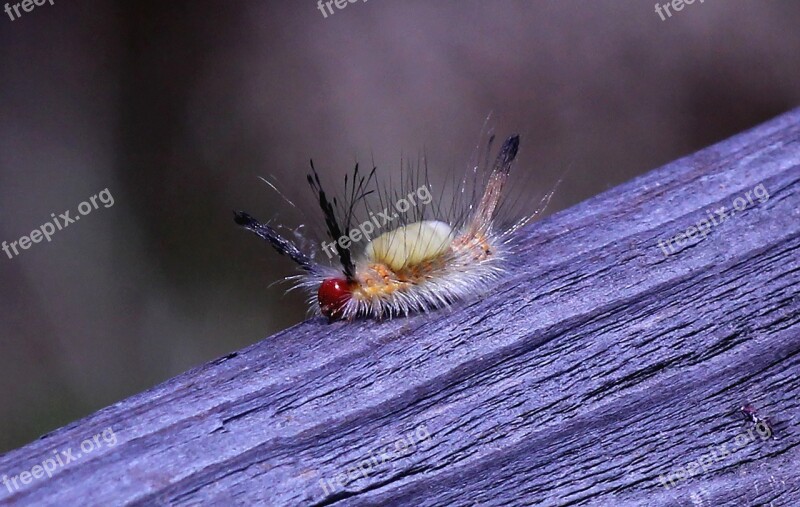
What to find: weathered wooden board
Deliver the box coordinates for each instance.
[1,109,799,507]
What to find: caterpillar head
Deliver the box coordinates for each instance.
[318,277,352,319]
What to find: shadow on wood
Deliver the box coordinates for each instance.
[1,109,799,506]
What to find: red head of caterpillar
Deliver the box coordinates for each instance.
[317,277,352,319]
[235,134,556,321]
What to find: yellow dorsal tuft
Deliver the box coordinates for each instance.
[365,220,453,271]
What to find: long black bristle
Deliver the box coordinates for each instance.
[497,134,520,173]
[307,161,356,279]
[234,211,314,272]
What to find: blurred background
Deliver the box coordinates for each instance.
[1,0,799,453]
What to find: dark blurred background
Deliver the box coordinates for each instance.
[1,0,798,453]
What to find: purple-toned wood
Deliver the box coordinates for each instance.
[1,109,799,507]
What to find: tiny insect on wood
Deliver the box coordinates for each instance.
[739,404,776,438]
[235,135,553,320]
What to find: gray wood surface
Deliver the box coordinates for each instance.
[1,109,799,507]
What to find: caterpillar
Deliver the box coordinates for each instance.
[235,134,553,320]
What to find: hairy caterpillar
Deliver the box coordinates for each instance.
[235,134,553,320]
